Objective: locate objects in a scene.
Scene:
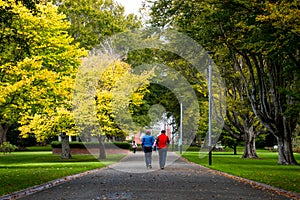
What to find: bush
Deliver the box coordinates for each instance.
[111,142,131,149]
[51,141,130,149]
[0,142,18,154]
[186,146,200,151]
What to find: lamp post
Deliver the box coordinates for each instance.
[171,115,175,151]
[208,52,213,165]
[179,96,183,154]
[160,68,183,154]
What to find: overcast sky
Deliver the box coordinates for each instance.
[114,0,144,16]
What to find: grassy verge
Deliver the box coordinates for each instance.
[182,148,300,194]
[0,151,126,196]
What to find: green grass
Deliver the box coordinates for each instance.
[183,148,300,194]
[0,151,126,196]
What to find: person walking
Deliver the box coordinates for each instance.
[156,130,170,170]
[141,130,155,169]
[131,141,137,154]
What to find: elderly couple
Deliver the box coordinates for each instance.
[141,130,170,170]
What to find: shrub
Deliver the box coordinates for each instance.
[0,142,18,154]
[111,142,130,149]
[186,146,200,151]
[51,141,130,149]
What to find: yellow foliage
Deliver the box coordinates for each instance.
[93,59,153,136]
[1,0,87,141]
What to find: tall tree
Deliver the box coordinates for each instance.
[218,51,265,158]
[0,0,86,158]
[74,55,153,159]
[126,47,207,148]
[149,0,299,164]
[54,0,141,50]
[224,72,265,158]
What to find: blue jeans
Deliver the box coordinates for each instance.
[158,147,168,168]
[143,146,153,166]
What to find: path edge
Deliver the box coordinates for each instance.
[180,155,300,200]
[0,153,130,200]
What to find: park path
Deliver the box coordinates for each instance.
[2,151,299,200]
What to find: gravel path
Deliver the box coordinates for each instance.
[2,151,299,200]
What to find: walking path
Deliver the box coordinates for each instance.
[2,151,299,200]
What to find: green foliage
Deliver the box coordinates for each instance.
[51,141,130,149]
[149,0,299,164]
[55,0,141,50]
[110,142,131,149]
[186,145,200,152]
[0,142,18,154]
[0,0,86,142]
[126,48,207,134]
[95,60,153,137]
[26,145,52,151]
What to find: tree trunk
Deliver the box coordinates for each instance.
[60,133,71,159]
[242,126,258,158]
[98,136,106,160]
[237,54,298,165]
[0,123,9,145]
[197,134,201,147]
[233,144,237,155]
[276,120,297,165]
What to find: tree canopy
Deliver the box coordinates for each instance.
[0,0,86,143]
[54,0,141,50]
[149,0,299,164]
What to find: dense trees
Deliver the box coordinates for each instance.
[1,0,299,165]
[0,0,85,156]
[149,0,299,164]
[54,0,141,50]
[95,59,152,159]
[0,0,141,158]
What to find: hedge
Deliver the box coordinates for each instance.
[51,141,130,149]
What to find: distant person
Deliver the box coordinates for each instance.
[156,130,170,169]
[131,140,137,154]
[141,130,155,169]
[153,139,157,151]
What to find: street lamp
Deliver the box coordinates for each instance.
[170,115,175,151]
[208,52,214,165]
[179,95,183,154]
[160,68,183,154]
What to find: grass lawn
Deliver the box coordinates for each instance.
[183,148,300,194]
[0,151,126,196]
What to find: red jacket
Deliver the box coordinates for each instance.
[157,134,170,149]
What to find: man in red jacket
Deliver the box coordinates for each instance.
[156,130,170,169]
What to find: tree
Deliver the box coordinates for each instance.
[20,107,77,158]
[149,0,299,164]
[0,0,86,158]
[224,88,265,158]
[220,54,266,158]
[54,0,141,50]
[74,54,153,159]
[125,46,208,149]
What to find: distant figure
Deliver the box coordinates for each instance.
[131,141,137,154]
[153,139,157,151]
[141,130,155,169]
[156,130,170,169]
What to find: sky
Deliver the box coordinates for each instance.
[114,0,144,16]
